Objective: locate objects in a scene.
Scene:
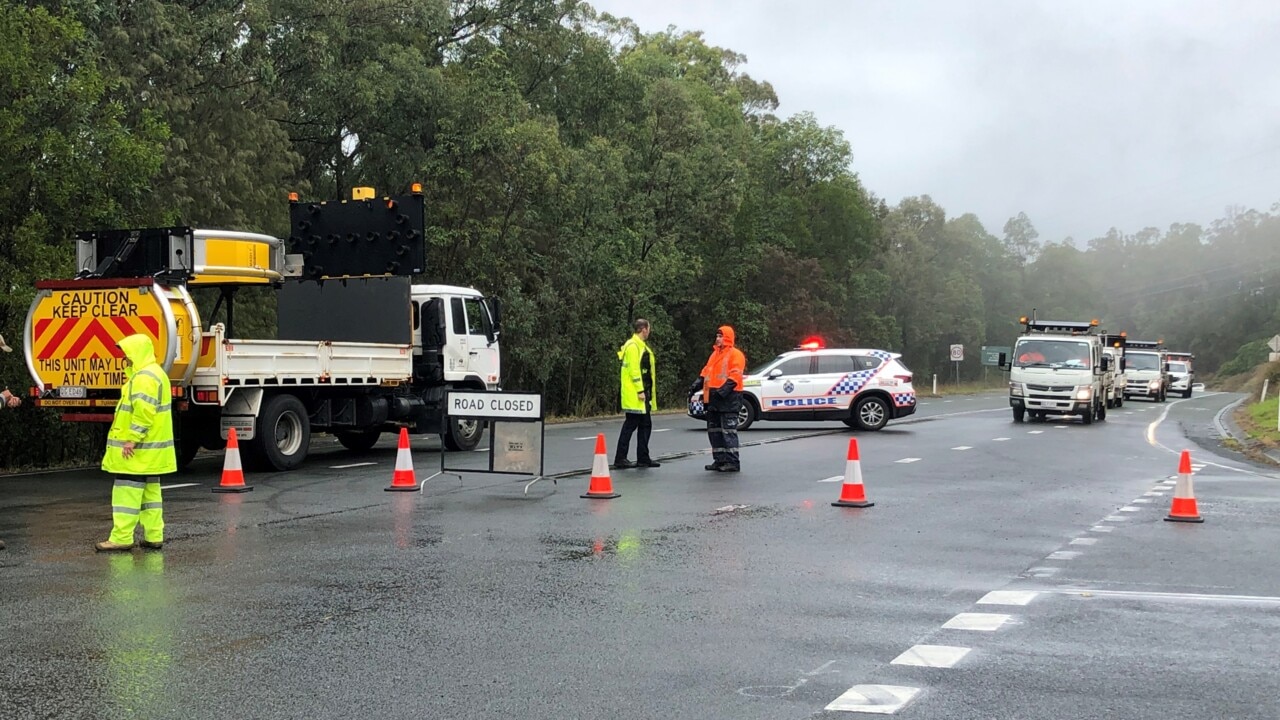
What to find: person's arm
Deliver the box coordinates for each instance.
[122,373,162,456]
[623,341,645,399]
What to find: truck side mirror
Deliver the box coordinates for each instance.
[998,352,1009,370]
[1100,356,1111,372]
[1163,363,1170,373]
[1120,358,1128,372]
[484,297,502,344]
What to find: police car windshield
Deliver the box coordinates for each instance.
[748,358,784,376]
[1128,353,1160,371]
[1014,339,1092,368]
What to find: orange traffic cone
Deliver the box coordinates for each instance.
[385,428,418,492]
[213,427,253,493]
[581,434,621,499]
[1165,449,1203,523]
[832,438,874,508]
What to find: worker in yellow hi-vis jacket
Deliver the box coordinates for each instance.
[96,334,177,552]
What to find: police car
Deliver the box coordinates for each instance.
[688,337,917,431]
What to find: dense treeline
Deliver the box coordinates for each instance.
[2,1,1278,469]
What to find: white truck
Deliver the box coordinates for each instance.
[1121,340,1168,403]
[1166,352,1195,398]
[1100,333,1127,408]
[1002,316,1113,425]
[22,186,502,471]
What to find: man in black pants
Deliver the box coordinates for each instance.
[614,319,660,469]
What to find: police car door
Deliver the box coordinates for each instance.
[814,354,863,413]
[759,356,817,414]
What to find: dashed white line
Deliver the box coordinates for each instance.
[992,437,1011,442]
[952,446,973,451]
[1119,506,1142,512]
[1132,498,1154,504]
[819,476,844,483]
[892,645,971,668]
[943,613,1012,631]
[330,462,377,469]
[654,428,671,433]
[826,685,921,714]
[1028,430,1044,435]
[1028,567,1059,577]
[1144,491,1166,496]
[1047,550,1082,560]
[977,590,1039,606]
[1089,526,1114,532]
[160,482,201,490]
[895,458,921,464]
[1070,537,1098,546]
[574,436,598,441]
[1054,425,1069,429]
[1104,515,1128,521]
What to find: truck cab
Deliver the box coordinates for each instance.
[1100,333,1127,408]
[1004,316,1111,425]
[1122,340,1168,402]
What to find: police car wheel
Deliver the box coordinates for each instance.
[736,399,756,431]
[853,396,889,431]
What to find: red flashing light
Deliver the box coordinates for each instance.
[799,336,825,350]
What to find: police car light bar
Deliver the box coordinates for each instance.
[798,336,825,350]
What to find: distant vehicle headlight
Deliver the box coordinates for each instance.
[1149,380,1162,390]
[1075,386,1093,401]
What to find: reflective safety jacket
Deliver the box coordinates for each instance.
[700,325,746,411]
[101,334,177,476]
[618,334,656,413]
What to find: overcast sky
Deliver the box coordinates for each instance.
[587,0,1280,243]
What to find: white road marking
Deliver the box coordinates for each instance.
[943,613,1012,631]
[819,475,844,483]
[1047,550,1082,560]
[992,437,1010,441]
[1123,411,1133,415]
[1132,498,1154,504]
[977,590,1039,606]
[1028,430,1044,434]
[1119,506,1142,512]
[1053,588,1280,605]
[654,428,671,433]
[1028,567,1059,577]
[1145,491,1166,496]
[160,482,201,490]
[1070,537,1098,546]
[1162,479,1178,485]
[1054,425,1068,429]
[895,458,921,464]
[952,446,973,451]
[330,462,377,469]
[892,645,971,668]
[1146,399,1266,476]
[826,685,921,714]
[1104,515,1128,521]
[943,400,953,403]
[1089,526,1114,532]
[575,436,600,441]
[474,447,489,453]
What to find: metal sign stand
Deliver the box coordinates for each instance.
[432,391,547,495]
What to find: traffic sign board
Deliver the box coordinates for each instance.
[1268,334,1280,352]
[982,346,1011,366]
[950,344,964,362]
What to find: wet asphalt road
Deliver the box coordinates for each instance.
[2,392,1279,719]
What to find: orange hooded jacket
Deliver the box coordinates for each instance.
[700,325,746,405]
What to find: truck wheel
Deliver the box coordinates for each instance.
[1183,389,1192,398]
[443,417,484,451]
[337,430,381,452]
[1081,405,1094,425]
[1116,395,1124,408]
[176,430,201,470]
[251,394,310,471]
[852,396,890,431]
[1097,400,1107,422]
[737,398,757,431]
[1012,406,1025,423]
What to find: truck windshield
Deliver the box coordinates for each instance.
[1128,353,1160,371]
[1013,339,1092,369]
[1169,362,1188,373]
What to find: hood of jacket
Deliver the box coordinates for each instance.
[118,334,157,378]
[718,325,736,347]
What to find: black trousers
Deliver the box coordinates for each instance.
[616,411,653,463]
[706,409,740,468]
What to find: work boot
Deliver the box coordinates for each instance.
[611,458,636,470]
[705,463,723,471]
[139,540,163,550]
[720,465,740,473]
[94,540,135,552]
[638,459,661,468]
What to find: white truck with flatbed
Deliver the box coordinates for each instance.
[23,186,502,471]
[1003,316,1114,425]
[1121,340,1169,402]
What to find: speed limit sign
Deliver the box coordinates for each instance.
[950,344,964,362]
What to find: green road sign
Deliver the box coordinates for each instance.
[982,345,1011,366]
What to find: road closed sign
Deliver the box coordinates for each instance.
[950,344,964,362]
[448,391,542,420]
